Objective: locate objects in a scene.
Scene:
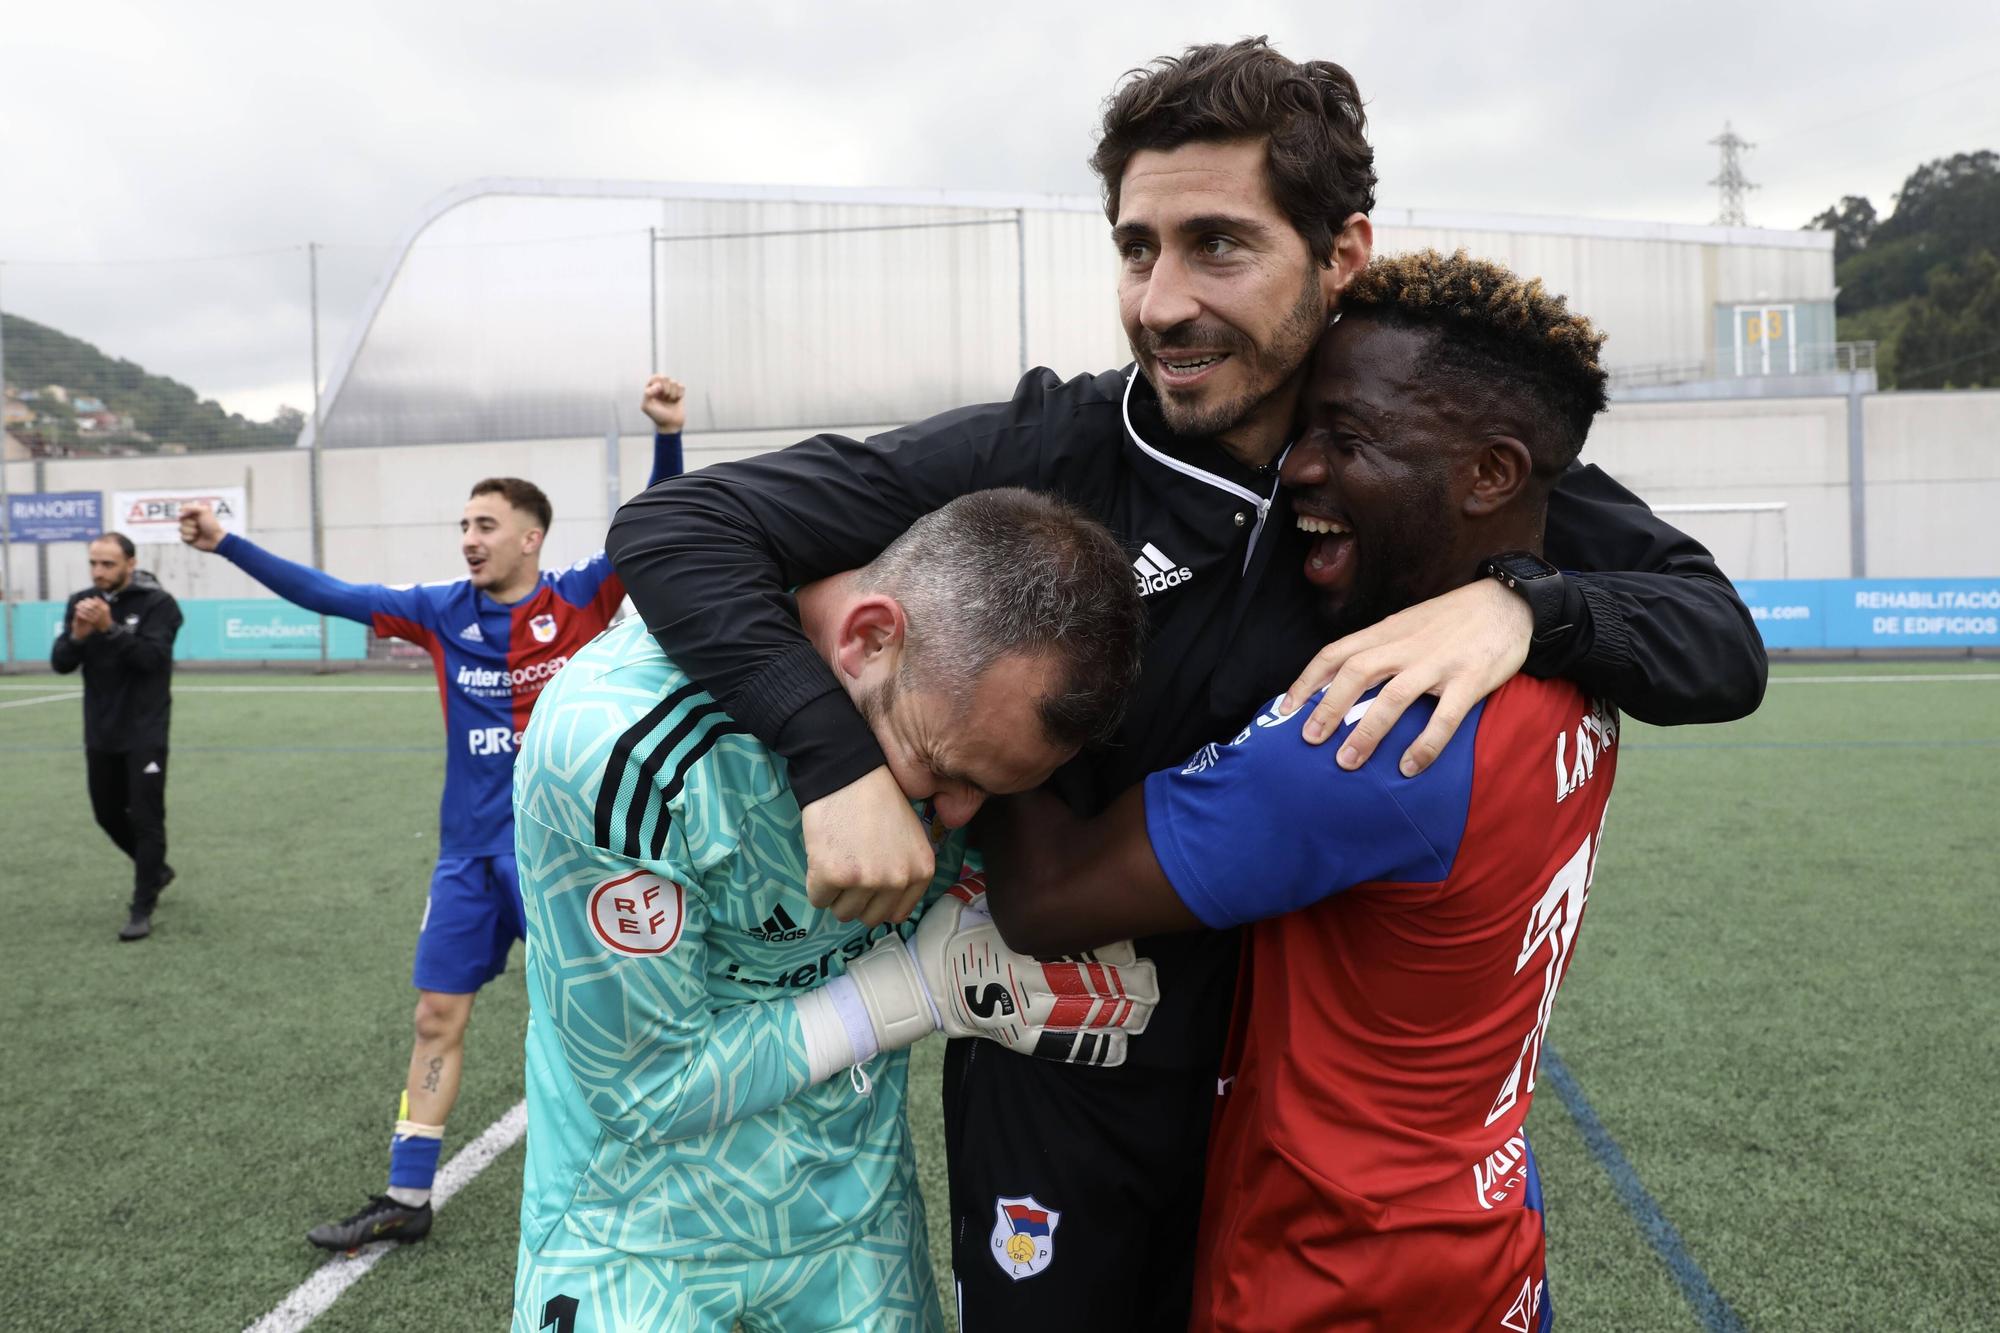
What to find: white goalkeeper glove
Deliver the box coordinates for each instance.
[795,873,1159,1080]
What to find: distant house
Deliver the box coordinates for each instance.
[72,396,106,414]
[2,400,30,427]
[76,410,126,434]
[40,385,69,404]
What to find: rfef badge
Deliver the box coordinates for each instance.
[990,1195,1059,1280]
[588,870,685,956]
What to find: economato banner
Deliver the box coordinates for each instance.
[110,487,249,544]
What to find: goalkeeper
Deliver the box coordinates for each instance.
[511,488,1154,1333]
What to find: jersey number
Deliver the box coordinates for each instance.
[1484,812,1605,1127]
[541,1295,577,1333]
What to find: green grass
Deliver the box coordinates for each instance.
[1,663,1996,1332]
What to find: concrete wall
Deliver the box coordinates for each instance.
[6,392,1996,605]
[1587,396,1855,578]
[1587,391,2000,580]
[1860,391,2000,578]
[2,423,885,603]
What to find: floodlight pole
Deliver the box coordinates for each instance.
[605,410,621,541]
[0,263,13,669]
[1014,209,1029,375]
[648,226,659,375]
[309,241,328,671]
[32,457,46,600]
[1846,383,1868,578]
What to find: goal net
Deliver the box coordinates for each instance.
[1653,502,1791,580]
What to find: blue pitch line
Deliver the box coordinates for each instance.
[1541,1048,1746,1333]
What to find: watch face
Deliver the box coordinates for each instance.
[1492,551,1558,582]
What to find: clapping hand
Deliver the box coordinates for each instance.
[72,597,113,638]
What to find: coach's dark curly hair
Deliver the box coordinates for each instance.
[1091,37,1376,268]
[1342,249,1610,474]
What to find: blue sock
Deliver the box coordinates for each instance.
[388,1090,444,1203]
[388,1131,443,1193]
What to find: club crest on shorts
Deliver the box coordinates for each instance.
[588,870,685,956]
[990,1195,1059,1280]
[530,612,558,644]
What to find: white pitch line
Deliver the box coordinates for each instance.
[1768,673,2000,685]
[243,1101,528,1333]
[0,692,81,709]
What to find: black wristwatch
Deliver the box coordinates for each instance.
[1480,550,1569,642]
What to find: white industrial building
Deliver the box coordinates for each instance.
[305,179,1842,452]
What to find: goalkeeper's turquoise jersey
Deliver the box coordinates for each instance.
[513,617,965,1262]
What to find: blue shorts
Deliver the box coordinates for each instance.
[413,854,526,995]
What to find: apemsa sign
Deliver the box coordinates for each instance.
[112,487,249,544]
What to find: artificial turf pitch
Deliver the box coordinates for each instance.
[1,662,1995,1332]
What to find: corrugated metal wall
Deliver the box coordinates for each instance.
[313,184,1834,450]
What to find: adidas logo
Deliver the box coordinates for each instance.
[142,761,162,775]
[458,623,484,642]
[743,903,808,943]
[1133,542,1192,597]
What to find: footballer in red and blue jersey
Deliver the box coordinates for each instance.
[1148,680,1616,1332]
[211,533,630,987]
[209,428,679,988]
[184,385,688,1252]
[214,536,623,860]
[971,254,1642,1329]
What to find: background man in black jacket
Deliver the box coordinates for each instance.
[608,39,1768,1329]
[51,532,183,941]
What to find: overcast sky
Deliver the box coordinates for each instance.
[4,0,1997,420]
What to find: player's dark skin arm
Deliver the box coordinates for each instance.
[976,786,1198,958]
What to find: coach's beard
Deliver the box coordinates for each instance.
[1136,269,1324,440]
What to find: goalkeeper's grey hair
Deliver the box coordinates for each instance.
[858,488,1146,749]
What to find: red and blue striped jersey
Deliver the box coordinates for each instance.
[1144,676,1618,1332]
[217,533,625,855]
[211,430,683,857]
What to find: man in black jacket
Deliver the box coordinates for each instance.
[51,532,183,941]
[607,39,1767,1330]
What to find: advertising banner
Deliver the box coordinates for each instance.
[108,487,249,544]
[4,599,365,663]
[1734,581,1826,651]
[1734,578,2000,650]
[6,492,103,543]
[1822,579,2000,649]
[190,600,367,661]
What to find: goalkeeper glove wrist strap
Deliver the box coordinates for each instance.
[794,976,881,1084]
[795,935,944,1084]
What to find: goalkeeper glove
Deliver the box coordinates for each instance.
[795,873,1159,1079]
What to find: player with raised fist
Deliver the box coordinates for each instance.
[177,379,687,1251]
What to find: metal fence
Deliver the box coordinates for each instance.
[1607,341,1879,393]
